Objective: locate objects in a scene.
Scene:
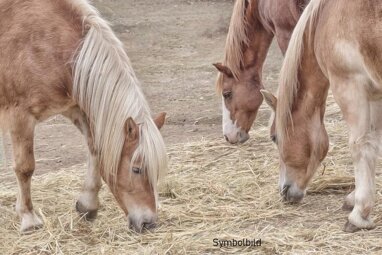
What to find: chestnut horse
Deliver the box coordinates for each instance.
[262,0,382,232]
[0,0,167,232]
[214,0,308,144]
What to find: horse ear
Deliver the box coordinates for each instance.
[124,117,139,141]
[154,112,166,130]
[260,89,277,112]
[213,63,233,78]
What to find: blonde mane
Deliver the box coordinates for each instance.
[217,0,250,91]
[276,0,324,146]
[70,0,167,191]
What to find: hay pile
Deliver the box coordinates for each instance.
[0,96,381,254]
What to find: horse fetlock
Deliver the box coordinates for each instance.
[342,191,355,211]
[20,211,43,233]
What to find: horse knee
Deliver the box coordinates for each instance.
[349,132,379,160]
[15,160,35,180]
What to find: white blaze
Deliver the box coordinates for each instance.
[222,97,240,141]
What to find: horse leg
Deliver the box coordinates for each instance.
[275,30,292,55]
[342,100,382,212]
[331,80,377,232]
[62,107,101,220]
[342,190,355,211]
[10,115,43,232]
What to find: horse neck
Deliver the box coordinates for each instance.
[292,37,329,127]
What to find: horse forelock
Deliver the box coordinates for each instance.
[70,0,167,191]
[276,0,325,147]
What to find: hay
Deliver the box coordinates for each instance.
[309,175,355,194]
[0,95,382,254]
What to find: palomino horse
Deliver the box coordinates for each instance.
[262,0,382,232]
[0,0,167,232]
[214,0,308,144]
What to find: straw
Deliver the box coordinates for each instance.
[0,94,381,254]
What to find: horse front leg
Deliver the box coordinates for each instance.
[10,115,43,232]
[62,107,101,220]
[75,153,101,220]
[331,80,377,232]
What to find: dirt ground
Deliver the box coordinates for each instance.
[2,0,282,176]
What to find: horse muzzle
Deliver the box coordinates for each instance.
[127,210,157,233]
[224,130,249,144]
[280,184,305,203]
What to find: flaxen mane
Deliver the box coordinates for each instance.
[276,0,325,146]
[216,0,250,91]
[68,0,167,192]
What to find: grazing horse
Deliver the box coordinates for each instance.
[0,0,167,232]
[262,0,382,232]
[214,0,308,144]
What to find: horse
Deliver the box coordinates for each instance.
[0,0,168,233]
[213,0,309,144]
[262,0,382,232]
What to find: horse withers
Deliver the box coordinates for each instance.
[0,0,167,233]
[214,0,308,144]
[262,0,382,232]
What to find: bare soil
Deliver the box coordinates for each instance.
[1,0,282,175]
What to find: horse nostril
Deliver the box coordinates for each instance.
[238,131,249,143]
[143,222,157,230]
[281,185,290,197]
[224,135,229,142]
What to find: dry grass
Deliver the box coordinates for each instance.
[0,95,382,254]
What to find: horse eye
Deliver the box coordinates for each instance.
[223,91,232,100]
[132,167,142,174]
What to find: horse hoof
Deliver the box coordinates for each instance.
[344,221,361,233]
[76,201,98,221]
[342,201,354,211]
[21,223,43,233]
[20,212,43,233]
